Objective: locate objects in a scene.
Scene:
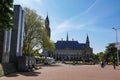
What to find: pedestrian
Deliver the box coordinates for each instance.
[113,60,116,69]
[100,61,105,68]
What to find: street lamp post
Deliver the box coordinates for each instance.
[112,27,120,66]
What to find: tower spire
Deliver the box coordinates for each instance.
[45,12,49,24]
[45,13,51,38]
[67,32,69,41]
[46,12,48,19]
[86,34,90,47]
[86,34,89,42]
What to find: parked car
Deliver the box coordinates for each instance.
[40,57,55,65]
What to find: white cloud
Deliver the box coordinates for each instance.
[51,0,102,36]
[52,21,71,35]
[51,12,112,40]
[57,21,70,30]
[84,0,99,14]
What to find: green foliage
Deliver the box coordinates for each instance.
[49,41,55,51]
[104,43,117,62]
[23,7,55,56]
[28,65,36,72]
[33,50,40,62]
[33,49,40,56]
[42,28,50,49]
[23,7,44,55]
[42,28,55,51]
[94,43,120,64]
[97,52,104,61]
[0,0,14,30]
[92,53,99,63]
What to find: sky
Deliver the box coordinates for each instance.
[14,0,120,54]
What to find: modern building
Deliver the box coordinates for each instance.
[0,5,25,63]
[53,33,93,61]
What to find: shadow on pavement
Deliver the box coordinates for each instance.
[5,73,19,77]
[19,72,41,76]
[5,72,41,77]
[40,64,62,67]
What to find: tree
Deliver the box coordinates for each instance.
[23,7,44,56]
[104,43,118,63]
[33,49,40,62]
[42,28,55,51]
[0,0,14,30]
[23,7,55,56]
[97,52,104,61]
[48,41,55,51]
[92,53,99,63]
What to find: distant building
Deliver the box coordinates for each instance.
[53,33,93,61]
[44,14,52,57]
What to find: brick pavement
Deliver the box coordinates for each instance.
[0,63,120,80]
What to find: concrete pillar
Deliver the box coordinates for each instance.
[19,10,25,56]
[2,30,12,63]
[0,5,25,63]
[10,5,25,63]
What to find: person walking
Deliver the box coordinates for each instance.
[100,61,105,68]
[113,60,116,69]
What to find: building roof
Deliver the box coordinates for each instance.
[55,41,86,50]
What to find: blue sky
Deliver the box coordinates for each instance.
[14,0,120,54]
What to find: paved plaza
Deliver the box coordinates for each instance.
[0,63,120,80]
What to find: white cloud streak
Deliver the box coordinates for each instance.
[52,0,100,36]
[84,0,99,14]
[52,0,115,37]
[52,16,98,36]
